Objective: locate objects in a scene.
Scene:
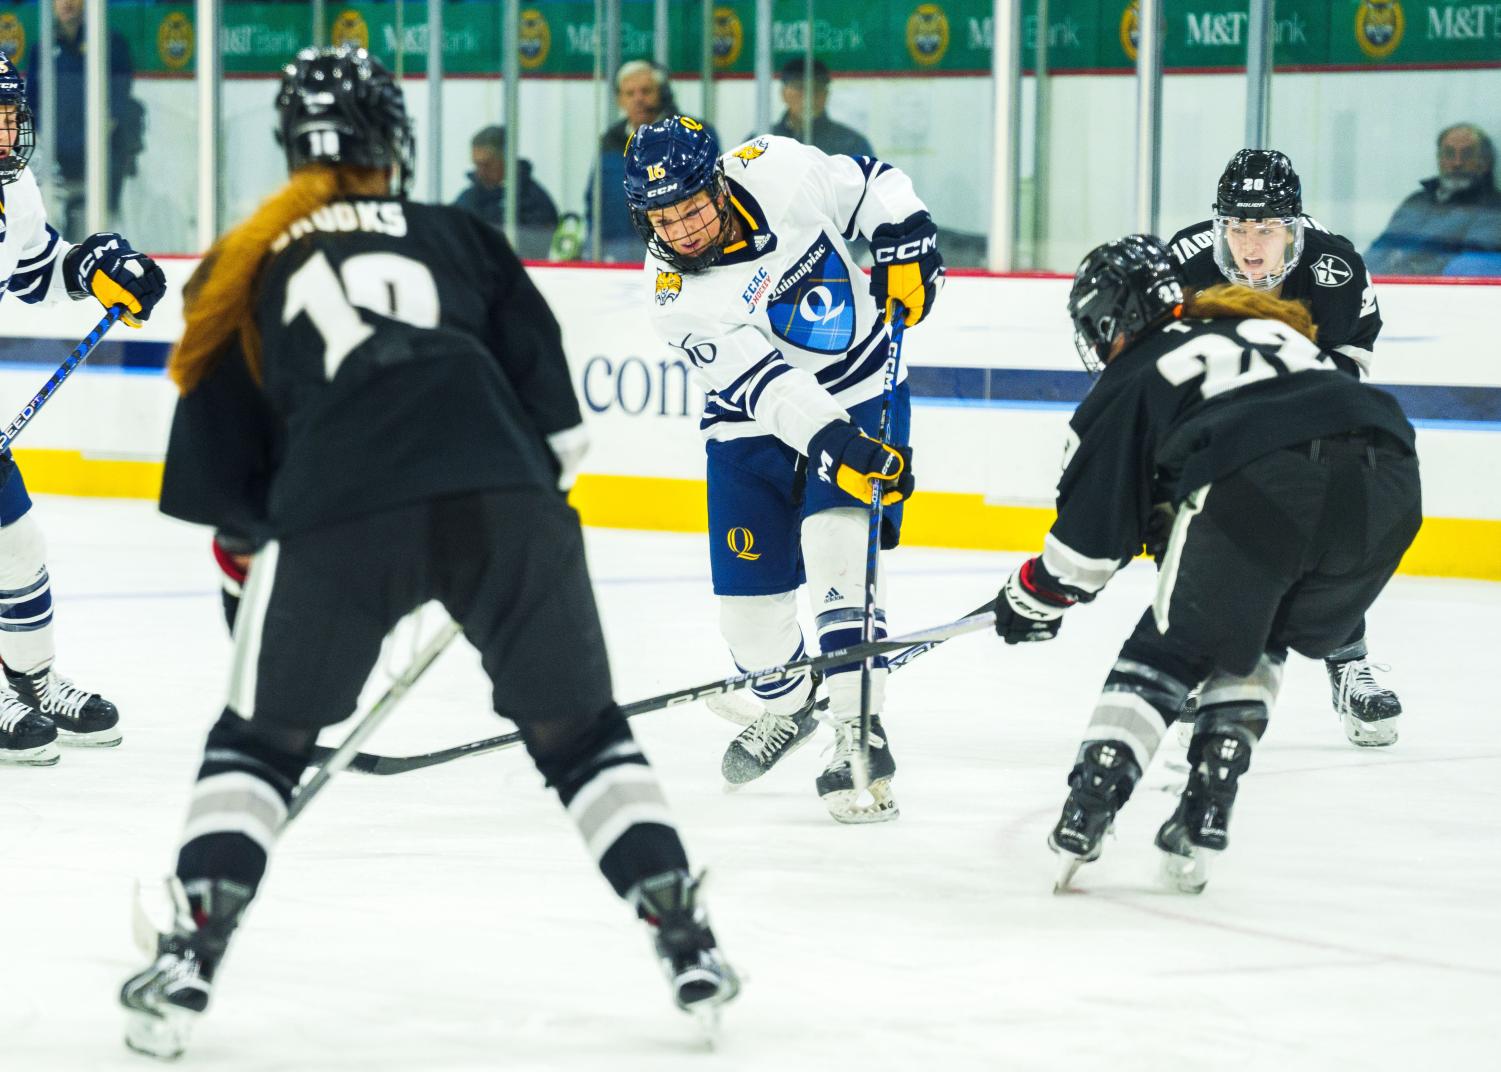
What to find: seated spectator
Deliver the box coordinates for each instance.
[453,125,559,261]
[1366,123,1501,276]
[587,61,713,263]
[763,57,873,159]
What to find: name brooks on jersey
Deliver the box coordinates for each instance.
[271,200,408,252]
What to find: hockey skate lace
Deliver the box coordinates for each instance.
[1335,658,1392,709]
[740,713,798,760]
[43,675,92,721]
[0,692,34,732]
[822,721,886,769]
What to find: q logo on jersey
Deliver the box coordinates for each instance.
[767,235,856,355]
[727,528,761,562]
[1355,1,1404,60]
[1310,254,1353,288]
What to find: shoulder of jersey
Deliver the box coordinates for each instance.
[1165,219,1216,268]
[4,166,43,218]
[1302,222,1360,258]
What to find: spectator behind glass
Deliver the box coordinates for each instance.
[586,60,716,262]
[453,125,559,261]
[1366,123,1501,276]
[763,57,874,160]
[24,0,144,237]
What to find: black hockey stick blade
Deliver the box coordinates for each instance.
[308,608,998,776]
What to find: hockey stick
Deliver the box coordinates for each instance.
[703,598,994,726]
[308,610,997,777]
[854,310,906,801]
[287,620,464,820]
[0,304,124,452]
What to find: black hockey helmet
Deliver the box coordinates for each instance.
[1067,235,1184,374]
[275,46,414,195]
[623,115,729,273]
[1212,149,1305,290]
[0,51,35,186]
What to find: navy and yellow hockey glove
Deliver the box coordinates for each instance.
[869,211,944,328]
[64,232,168,327]
[808,420,914,507]
[993,556,1076,644]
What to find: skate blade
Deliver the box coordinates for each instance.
[0,742,60,766]
[58,727,123,748]
[1158,847,1214,894]
[123,1007,194,1061]
[1052,853,1089,894]
[821,779,898,824]
[1342,714,1398,748]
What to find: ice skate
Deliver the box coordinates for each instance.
[814,715,898,824]
[0,690,58,766]
[1327,656,1401,747]
[1049,741,1141,893]
[631,870,740,1041]
[5,666,121,747]
[1154,729,1251,894]
[721,693,820,787]
[1173,687,1201,749]
[120,877,252,1060]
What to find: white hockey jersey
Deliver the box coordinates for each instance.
[645,136,928,453]
[0,167,76,310]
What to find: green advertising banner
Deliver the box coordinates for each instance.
[0,1,1493,78]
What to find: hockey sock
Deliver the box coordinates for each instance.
[719,592,813,715]
[1190,654,1283,756]
[530,706,689,900]
[1079,656,1195,774]
[175,711,305,897]
[0,513,56,674]
[803,508,887,718]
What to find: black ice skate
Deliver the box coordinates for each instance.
[5,665,122,746]
[814,715,898,824]
[0,691,58,766]
[721,693,820,786]
[631,870,740,1039]
[1154,730,1253,894]
[1049,741,1141,893]
[1174,686,1202,749]
[120,877,252,1060]
[1327,656,1401,747]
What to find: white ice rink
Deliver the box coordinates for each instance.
[5,496,1499,1071]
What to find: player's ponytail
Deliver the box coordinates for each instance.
[170,165,386,394]
[1183,284,1319,344]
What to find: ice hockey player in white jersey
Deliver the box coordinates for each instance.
[623,115,944,822]
[0,52,167,764]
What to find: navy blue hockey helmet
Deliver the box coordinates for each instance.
[275,47,414,195]
[1212,149,1305,290]
[0,51,35,186]
[623,115,728,272]
[1068,235,1185,374]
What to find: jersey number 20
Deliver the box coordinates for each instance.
[282,251,441,379]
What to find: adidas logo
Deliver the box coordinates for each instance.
[823,587,842,604]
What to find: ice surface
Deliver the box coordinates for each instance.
[5,496,1498,1071]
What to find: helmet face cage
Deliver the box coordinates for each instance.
[629,167,732,273]
[0,53,34,186]
[623,115,725,272]
[1211,214,1306,291]
[1068,236,1184,376]
[275,47,415,195]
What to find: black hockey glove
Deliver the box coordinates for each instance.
[212,532,261,633]
[807,420,914,507]
[869,211,944,328]
[993,556,1076,644]
[1143,502,1177,565]
[63,232,168,327]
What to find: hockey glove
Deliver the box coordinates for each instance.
[869,211,944,328]
[807,420,914,507]
[212,532,260,633]
[63,232,168,327]
[993,556,1076,644]
[1143,501,1177,565]
[546,424,590,493]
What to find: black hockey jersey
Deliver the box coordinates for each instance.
[1164,217,1381,377]
[1038,315,1414,599]
[160,198,582,540]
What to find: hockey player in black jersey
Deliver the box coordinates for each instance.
[989,235,1420,893]
[118,48,737,1060]
[1165,150,1402,746]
